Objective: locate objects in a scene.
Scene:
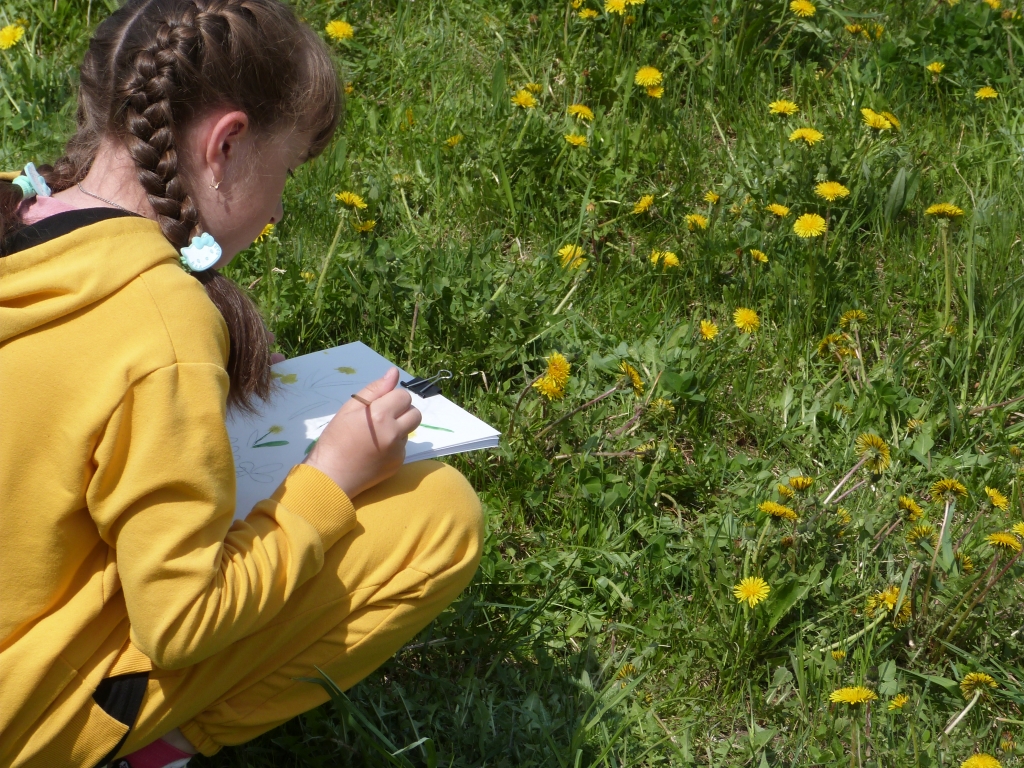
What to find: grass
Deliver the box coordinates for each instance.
[3,0,1024,764]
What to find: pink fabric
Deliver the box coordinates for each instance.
[18,195,81,225]
[122,738,192,768]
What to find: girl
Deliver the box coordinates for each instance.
[0,1,483,767]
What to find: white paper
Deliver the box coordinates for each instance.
[227,342,500,520]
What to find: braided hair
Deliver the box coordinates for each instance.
[0,0,340,413]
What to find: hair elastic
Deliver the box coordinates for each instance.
[179,232,223,272]
[12,162,51,200]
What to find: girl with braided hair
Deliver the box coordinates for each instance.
[0,1,483,766]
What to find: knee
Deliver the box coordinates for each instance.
[415,461,484,573]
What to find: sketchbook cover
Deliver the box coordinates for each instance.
[227,342,500,520]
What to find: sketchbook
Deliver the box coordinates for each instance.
[227,342,500,520]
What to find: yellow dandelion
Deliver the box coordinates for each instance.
[733,576,771,608]
[632,194,655,214]
[325,20,354,41]
[987,532,1022,553]
[558,243,586,269]
[975,86,999,100]
[862,108,894,130]
[766,203,791,217]
[960,672,998,699]
[344,82,355,96]
[524,82,543,94]
[619,361,644,396]
[605,0,626,12]
[699,320,719,341]
[789,476,814,491]
[931,478,968,499]
[685,213,709,231]
[444,134,464,148]
[564,133,588,147]
[634,66,663,87]
[578,8,599,18]
[1013,522,1024,538]
[568,104,595,121]
[759,500,798,521]
[925,202,965,219]
[818,333,854,359]
[955,551,975,573]
[961,755,1002,768]
[660,251,680,268]
[353,219,376,233]
[881,111,901,129]
[793,213,827,238]
[512,90,538,109]
[984,0,1002,8]
[829,687,878,705]
[831,649,847,661]
[790,0,817,16]
[855,433,891,472]
[533,375,565,401]
[0,24,25,49]
[646,86,664,98]
[845,23,864,34]
[777,483,795,499]
[572,0,583,7]
[256,223,275,242]
[704,191,721,204]
[898,495,924,521]
[615,663,637,680]
[300,271,316,282]
[888,693,910,711]
[815,181,851,202]
[927,61,945,74]
[733,307,760,333]
[908,523,938,547]
[769,99,799,115]
[837,507,852,525]
[751,249,768,264]
[985,487,1009,510]
[840,309,867,327]
[335,191,367,209]
[789,127,825,145]
[544,352,571,388]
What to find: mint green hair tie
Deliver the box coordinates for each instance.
[12,163,51,199]
[12,175,35,199]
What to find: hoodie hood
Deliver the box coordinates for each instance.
[0,215,179,343]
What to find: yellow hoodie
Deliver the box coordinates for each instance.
[0,213,355,765]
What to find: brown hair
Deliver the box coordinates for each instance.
[0,0,340,413]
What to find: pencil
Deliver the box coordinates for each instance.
[351,393,372,406]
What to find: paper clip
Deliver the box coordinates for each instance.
[401,369,452,398]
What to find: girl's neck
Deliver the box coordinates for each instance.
[52,140,156,219]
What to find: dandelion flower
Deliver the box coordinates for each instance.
[634,66,663,87]
[751,249,768,263]
[605,0,626,13]
[856,433,891,472]
[793,213,827,238]
[699,320,719,341]
[829,687,878,705]
[983,0,1002,8]
[767,203,791,217]
[632,194,655,214]
[619,361,644,396]
[987,532,1022,553]
[325,20,354,41]
[790,0,817,16]
[685,213,709,231]
[300,271,316,282]
[882,111,901,129]
[1013,522,1024,538]
[734,307,760,333]
[961,755,1002,768]
[927,61,945,74]
[760,500,798,521]
[888,694,910,711]
[975,86,998,100]
[660,251,680,268]
[733,576,771,607]
[646,86,664,98]
[543,352,571,388]
[985,487,1009,510]
[925,203,965,218]
[564,133,588,147]
[862,108,894,130]
[0,24,25,49]
[534,375,565,400]
[908,523,938,547]
[840,309,867,327]
[789,127,825,145]
[815,181,851,202]
[931,478,968,499]
[512,90,538,109]
[789,476,814,491]
[525,82,543,94]
[559,243,586,269]
[777,484,795,499]
[568,104,595,121]
[899,495,924,521]
[769,99,799,115]
[335,191,367,209]
[960,672,998,699]
[444,134,464,148]
[818,333,854,359]
[616,663,637,680]
[832,649,847,661]
[955,551,975,573]
[353,219,376,233]
[704,191,721,204]
[256,223,275,242]
[579,8,599,18]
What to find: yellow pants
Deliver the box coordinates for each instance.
[103,461,482,759]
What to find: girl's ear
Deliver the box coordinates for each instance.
[204,111,250,185]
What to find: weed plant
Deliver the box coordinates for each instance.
[3,0,1024,764]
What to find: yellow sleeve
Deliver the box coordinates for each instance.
[87,362,356,670]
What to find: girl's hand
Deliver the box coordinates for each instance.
[302,368,421,499]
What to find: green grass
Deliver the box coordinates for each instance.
[4,0,1024,764]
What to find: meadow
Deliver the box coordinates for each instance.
[3,0,1024,764]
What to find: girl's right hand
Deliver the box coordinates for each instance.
[302,368,421,499]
